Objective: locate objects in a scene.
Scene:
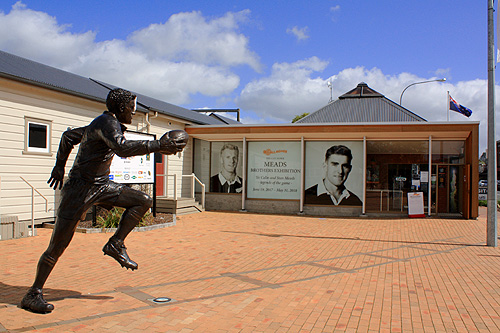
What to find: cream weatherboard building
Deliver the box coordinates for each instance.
[0,50,222,235]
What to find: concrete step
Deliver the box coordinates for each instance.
[156,197,204,215]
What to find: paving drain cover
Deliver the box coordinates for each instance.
[152,297,172,303]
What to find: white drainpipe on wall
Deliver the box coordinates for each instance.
[241,137,247,211]
[300,137,305,213]
[428,135,432,216]
[144,111,158,134]
[362,136,367,215]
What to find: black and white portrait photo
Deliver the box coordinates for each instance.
[210,142,243,193]
[305,142,363,206]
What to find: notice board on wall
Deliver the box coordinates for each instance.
[109,131,156,184]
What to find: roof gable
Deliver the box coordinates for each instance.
[339,82,383,99]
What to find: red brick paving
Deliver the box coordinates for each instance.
[1,207,500,332]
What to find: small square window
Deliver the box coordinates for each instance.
[25,118,51,154]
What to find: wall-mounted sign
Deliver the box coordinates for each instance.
[109,131,155,184]
[247,141,301,199]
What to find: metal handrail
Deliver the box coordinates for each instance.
[156,173,205,209]
[182,174,205,209]
[20,176,49,237]
[367,189,404,212]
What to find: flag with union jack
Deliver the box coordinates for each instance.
[449,95,472,117]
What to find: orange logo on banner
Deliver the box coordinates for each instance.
[263,149,288,156]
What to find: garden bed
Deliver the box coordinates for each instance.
[44,211,175,234]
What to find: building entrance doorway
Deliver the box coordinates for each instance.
[431,165,464,216]
[156,155,167,196]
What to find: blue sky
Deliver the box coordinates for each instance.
[0,1,496,153]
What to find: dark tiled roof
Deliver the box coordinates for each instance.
[0,50,221,125]
[297,82,426,123]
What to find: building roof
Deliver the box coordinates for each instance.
[297,82,426,123]
[0,50,222,125]
[208,113,241,124]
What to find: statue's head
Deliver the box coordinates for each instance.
[106,88,137,124]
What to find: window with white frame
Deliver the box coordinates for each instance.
[25,117,51,154]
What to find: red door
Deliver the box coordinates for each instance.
[156,155,165,196]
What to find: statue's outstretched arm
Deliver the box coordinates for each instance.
[101,124,188,157]
[47,127,86,190]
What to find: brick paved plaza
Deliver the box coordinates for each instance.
[1,208,500,332]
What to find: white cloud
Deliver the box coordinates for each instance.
[67,40,240,104]
[330,5,341,21]
[0,2,257,104]
[129,10,262,72]
[237,57,329,122]
[286,26,309,41]
[0,1,96,68]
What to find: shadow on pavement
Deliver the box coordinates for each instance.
[222,230,483,247]
[0,282,113,308]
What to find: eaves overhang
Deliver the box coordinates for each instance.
[185,122,479,142]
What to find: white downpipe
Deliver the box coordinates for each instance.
[428,136,432,216]
[241,137,247,211]
[362,137,367,215]
[173,174,177,201]
[163,156,168,197]
[144,111,158,134]
[300,137,305,213]
[191,173,195,198]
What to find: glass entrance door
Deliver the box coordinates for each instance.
[432,165,464,215]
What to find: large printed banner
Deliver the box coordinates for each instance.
[305,141,363,206]
[210,142,244,193]
[247,141,301,199]
[109,131,155,184]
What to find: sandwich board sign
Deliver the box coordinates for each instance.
[407,192,425,218]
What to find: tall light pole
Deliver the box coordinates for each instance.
[487,0,497,247]
[399,78,446,105]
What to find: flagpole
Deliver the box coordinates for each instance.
[447,91,450,121]
[487,0,497,247]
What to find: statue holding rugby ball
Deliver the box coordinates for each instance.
[21,88,189,314]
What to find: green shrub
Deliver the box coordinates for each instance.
[478,199,500,207]
[97,207,151,229]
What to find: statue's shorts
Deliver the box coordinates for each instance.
[57,178,130,221]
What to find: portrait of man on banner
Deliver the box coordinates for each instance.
[210,142,243,193]
[305,142,363,206]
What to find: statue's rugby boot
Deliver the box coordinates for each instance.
[21,287,54,313]
[102,238,138,270]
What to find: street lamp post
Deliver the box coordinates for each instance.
[399,78,446,105]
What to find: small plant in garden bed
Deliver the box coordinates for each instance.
[78,207,172,229]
